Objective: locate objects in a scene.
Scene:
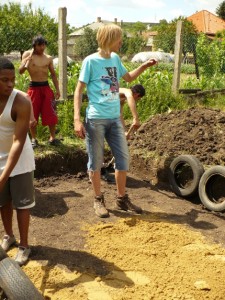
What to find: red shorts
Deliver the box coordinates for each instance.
[27,85,58,126]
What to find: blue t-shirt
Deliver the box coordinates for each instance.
[79,52,127,119]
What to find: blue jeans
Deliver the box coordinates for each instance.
[85,118,129,171]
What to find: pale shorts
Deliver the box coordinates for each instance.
[0,172,35,209]
[85,117,129,171]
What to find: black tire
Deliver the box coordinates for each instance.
[198,166,225,212]
[0,246,7,262]
[169,155,204,197]
[0,258,44,300]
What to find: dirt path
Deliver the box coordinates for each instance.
[2,173,225,300]
[2,107,225,299]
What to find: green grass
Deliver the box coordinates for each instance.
[33,136,86,157]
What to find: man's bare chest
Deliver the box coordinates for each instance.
[30,55,49,69]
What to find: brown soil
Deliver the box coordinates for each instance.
[129,106,225,183]
[2,107,225,300]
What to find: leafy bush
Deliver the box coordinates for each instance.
[181,74,225,90]
[56,100,74,137]
[180,63,196,74]
[196,33,225,77]
[67,62,81,95]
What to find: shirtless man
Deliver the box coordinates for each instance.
[19,35,60,147]
[0,57,35,265]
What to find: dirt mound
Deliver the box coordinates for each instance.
[129,107,225,183]
[34,149,88,178]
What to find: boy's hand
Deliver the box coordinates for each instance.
[144,58,158,68]
[132,118,141,129]
[29,119,37,128]
[125,125,136,140]
[74,119,86,139]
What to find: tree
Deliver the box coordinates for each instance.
[119,31,129,55]
[130,21,147,35]
[73,27,98,59]
[121,21,147,56]
[0,2,63,57]
[153,17,198,56]
[0,3,29,56]
[126,34,146,55]
[216,1,225,20]
[153,21,175,52]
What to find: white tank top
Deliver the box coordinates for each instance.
[0,89,35,176]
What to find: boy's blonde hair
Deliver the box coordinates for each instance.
[97,24,122,53]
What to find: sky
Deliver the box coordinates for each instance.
[1,0,223,28]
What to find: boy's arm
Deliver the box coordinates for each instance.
[29,102,37,128]
[0,94,31,190]
[49,58,60,100]
[122,59,157,83]
[119,88,140,129]
[120,102,126,130]
[74,81,86,139]
[19,50,33,74]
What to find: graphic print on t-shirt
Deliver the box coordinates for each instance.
[100,66,119,98]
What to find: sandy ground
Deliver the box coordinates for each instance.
[3,173,225,300]
[6,212,225,300]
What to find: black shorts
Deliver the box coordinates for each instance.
[0,172,35,209]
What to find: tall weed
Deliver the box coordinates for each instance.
[57,100,74,137]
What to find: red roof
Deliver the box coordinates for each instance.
[187,10,225,35]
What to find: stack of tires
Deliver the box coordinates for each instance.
[0,247,44,300]
[169,155,225,212]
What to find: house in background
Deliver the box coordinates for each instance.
[187,10,225,38]
[67,17,120,58]
[67,17,159,58]
[142,31,158,51]
[143,10,225,53]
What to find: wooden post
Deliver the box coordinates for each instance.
[58,7,67,100]
[172,20,183,95]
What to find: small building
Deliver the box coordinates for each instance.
[187,10,225,38]
[142,31,158,51]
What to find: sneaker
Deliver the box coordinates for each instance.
[1,235,16,251]
[14,246,31,266]
[116,194,142,214]
[31,139,38,148]
[94,195,109,218]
